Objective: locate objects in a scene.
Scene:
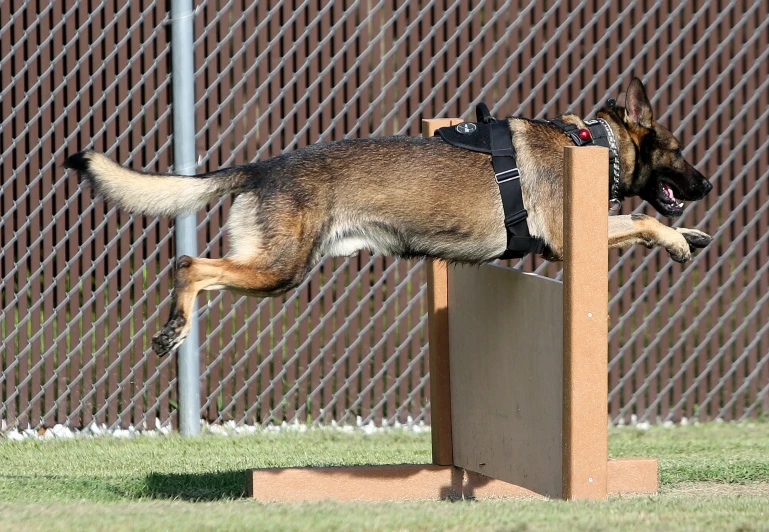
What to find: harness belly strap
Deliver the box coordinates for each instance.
[488,121,545,259]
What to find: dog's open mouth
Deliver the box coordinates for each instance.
[653,181,685,217]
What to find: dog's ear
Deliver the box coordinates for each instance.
[624,77,653,128]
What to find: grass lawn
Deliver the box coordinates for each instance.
[1,422,768,531]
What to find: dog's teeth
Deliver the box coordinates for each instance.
[677,202,684,208]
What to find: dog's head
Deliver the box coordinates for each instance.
[609,78,712,218]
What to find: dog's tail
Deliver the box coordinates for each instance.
[64,150,250,217]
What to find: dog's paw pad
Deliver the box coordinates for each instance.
[667,246,692,263]
[152,325,187,356]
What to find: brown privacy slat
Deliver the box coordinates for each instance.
[234,300,247,423]
[619,251,633,424]
[318,0,332,143]
[359,252,373,421]
[331,262,346,421]
[308,265,322,422]
[604,0,626,418]
[26,0,44,428]
[321,259,335,423]
[381,2,395,137]
[330,0,345,138]
[707,3,732,420]
[730,4,748,421]
[0,0,14,425]
[447,1,460,116]
[700,3,723,420]
[632,268,647,421]
[156,4,172,427]
[396,261,410,423]
[12,0,30,425]
[130,1,150,427]
[409,260,423,421]
[38,4,58,426]
[371,257,385,423]
[470,0,486,117]
[152,5,167,427]
[755,3,769,417]
[384,257,397,422]
[343,256,361,421]
[115,0,129,429]
[657,5,679,419]
[259,295,271,423]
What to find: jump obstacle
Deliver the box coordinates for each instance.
[247,118,658,502]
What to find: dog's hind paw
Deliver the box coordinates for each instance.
[677,228,713,251]
[152,318,188,356]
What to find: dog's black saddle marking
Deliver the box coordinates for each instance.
[435,103,546,260]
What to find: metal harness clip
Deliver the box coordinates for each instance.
[495,167,520,184]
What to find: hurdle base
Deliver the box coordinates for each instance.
[247,458,657,502]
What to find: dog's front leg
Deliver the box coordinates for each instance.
[608,214,712,263]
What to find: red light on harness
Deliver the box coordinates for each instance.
[577,128,592,141]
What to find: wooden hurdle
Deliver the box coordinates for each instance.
[247,119,657,502]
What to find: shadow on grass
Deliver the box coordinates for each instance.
[143,471,249,501]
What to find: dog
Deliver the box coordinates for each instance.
[64,78,713,356]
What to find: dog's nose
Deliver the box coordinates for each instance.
[703,180,713,195]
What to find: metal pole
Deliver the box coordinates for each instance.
[170,0,200,436]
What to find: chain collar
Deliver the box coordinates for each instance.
[584,117,621,204]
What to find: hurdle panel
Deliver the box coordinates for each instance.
[448,265,564,497]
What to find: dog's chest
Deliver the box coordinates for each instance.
[322,223,398,258]
[325,235,372,257]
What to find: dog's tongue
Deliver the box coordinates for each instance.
[663,183,685,208]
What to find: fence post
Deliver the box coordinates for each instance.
[170,0,200,436]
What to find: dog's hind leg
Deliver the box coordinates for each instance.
[608,214,712,263]
[151,256,307,356]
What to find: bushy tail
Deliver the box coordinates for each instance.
[64,150,249,217]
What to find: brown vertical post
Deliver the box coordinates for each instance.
[562,146,610,499]
[426,260,452,466]
[423,118,462,466]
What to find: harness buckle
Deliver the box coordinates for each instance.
[495,167,520,184]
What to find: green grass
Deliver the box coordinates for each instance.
[1,422,769,531]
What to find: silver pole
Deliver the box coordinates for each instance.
[170,0,200,436]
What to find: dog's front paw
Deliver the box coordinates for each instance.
[677,228,713,252]
[664,228,712,263]
[152,317,188,356]
[663,232,693,263]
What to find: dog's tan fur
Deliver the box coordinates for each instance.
[64,78,713,355]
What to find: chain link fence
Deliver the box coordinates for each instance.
[2,0,768,431]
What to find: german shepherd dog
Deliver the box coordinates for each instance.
[64,78,713,356]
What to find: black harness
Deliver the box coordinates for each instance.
[435,102,618,260]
